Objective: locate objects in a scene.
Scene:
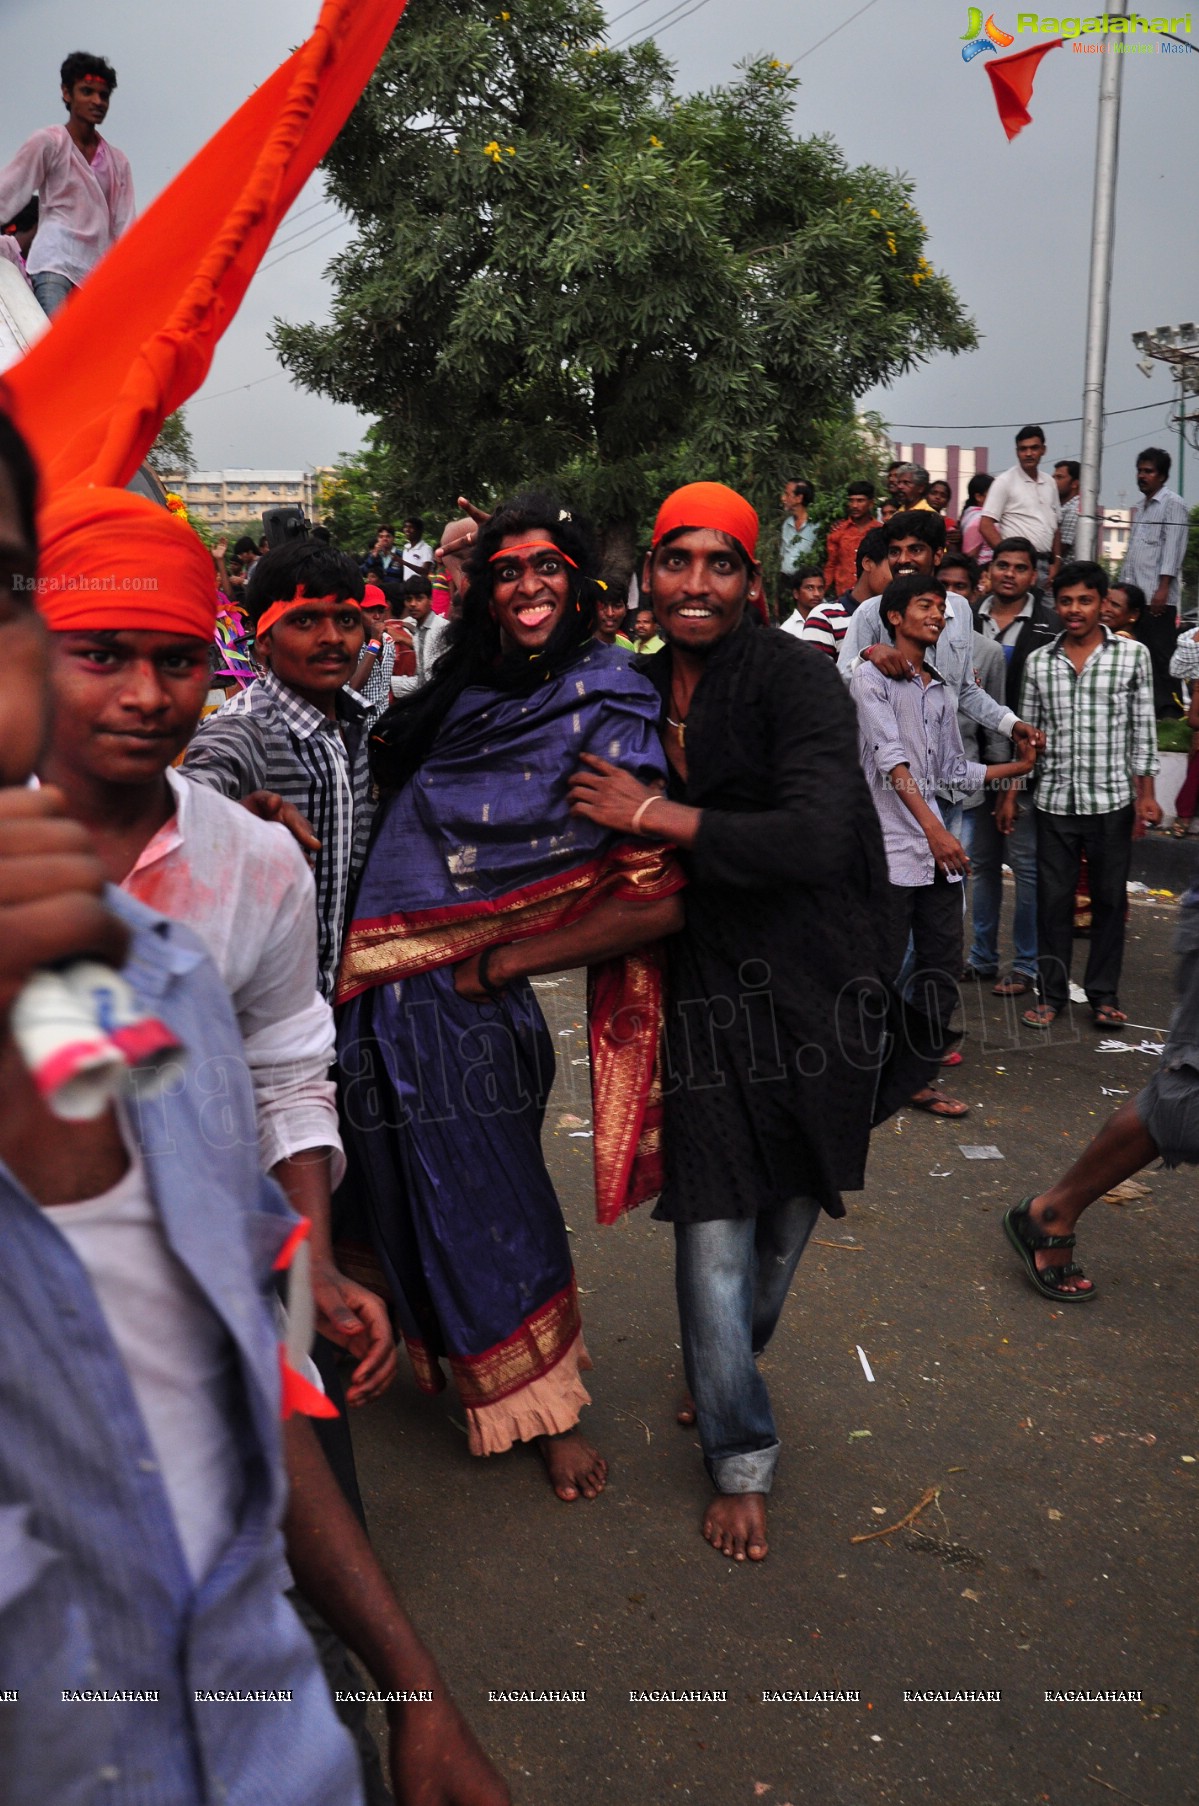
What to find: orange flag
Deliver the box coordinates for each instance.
[1,0,407,492]
[985,39,1064,141]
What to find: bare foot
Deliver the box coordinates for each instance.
[703,1493,768,1562]
[676,1390,696,1427]
[536,1429,608,1502]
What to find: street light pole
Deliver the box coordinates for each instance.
[1075,2,1128,563]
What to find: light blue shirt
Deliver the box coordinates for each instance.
[1120,483,1189,615]
[779,513,818,575]
[0,890,361,1806]
[838,589,1019,740]
[851,659,987,887]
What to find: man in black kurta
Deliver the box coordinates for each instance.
[567,482,900,1563]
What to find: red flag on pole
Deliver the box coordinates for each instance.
[985,39,1064,140]
[2,0,408,492]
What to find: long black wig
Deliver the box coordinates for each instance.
[369,492,604,794]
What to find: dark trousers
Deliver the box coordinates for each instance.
[883,873,964,1085]
[1035,805,1134,1011]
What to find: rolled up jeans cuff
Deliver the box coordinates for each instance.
[709,1442,780,1496]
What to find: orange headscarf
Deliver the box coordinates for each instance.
[651,482,760,564]
[1,0,408,496]
[36,487,218,639]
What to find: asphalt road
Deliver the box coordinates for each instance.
[350,883,1197,1806]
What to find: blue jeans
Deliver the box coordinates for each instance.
[674,1196,821,1495]
[963,793,1038,979]
[30,271,75,316]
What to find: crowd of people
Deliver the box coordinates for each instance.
[2,37,1198,1806]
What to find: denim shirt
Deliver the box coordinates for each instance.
[0,891,361,1806]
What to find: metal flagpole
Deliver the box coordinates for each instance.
[1075,2,1128,562]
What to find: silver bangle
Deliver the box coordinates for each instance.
[631,792,668,836]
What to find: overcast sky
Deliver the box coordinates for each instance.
[5,0,1197,505]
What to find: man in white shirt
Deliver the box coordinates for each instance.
[36,494,395,1412]
[401,514,435,582]
[0,52,134,316]
[980,424,1061,576]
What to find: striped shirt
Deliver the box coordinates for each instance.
[1019,628,1158,817]
[795,596,850,655]
[1120,484,1190,615]
[182,670,375,998]
[348,634,396,724]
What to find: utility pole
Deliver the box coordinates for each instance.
[1075,2,1128,562]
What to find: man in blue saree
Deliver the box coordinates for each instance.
[337,495,684,1503]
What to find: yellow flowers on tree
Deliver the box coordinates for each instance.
[273,0,976,570]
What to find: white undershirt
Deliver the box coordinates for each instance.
[43,1139,243,1584]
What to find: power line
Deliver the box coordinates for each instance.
[887,398,1172,432]
[791,0,883,66]
[282,192,331,225]
[258,216,350,272]
[611,0,713,50]
[602,0,662,31]
[187,371,284,407]
[268,207,340,253]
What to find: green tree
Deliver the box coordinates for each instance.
[1182,503,1199,611]
[273,0,975,574]
[315,426,407,551]
[146,409,195,479]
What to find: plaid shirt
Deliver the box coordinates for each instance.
[348,634,396,723]
[1019,628,1158,817]
[182,670,375,998]
[1058,494,1079,555]
[1169,629,1199,684]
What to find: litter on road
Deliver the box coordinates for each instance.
[850,1484,941,1545]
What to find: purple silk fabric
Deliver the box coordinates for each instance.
[349,640,668,922]
[336,642,667,1382]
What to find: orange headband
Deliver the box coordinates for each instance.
[651,482,760,563]
[254,591,362,639]
[37,487,218,639]
[489,540,579,570]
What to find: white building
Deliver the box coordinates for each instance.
[173,468,319,525]
[1099,506,1132,571]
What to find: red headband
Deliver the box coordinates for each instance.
[651,482,760,562]
[255,591,361,639]
[488,540,579,570]
[37,486,218,639]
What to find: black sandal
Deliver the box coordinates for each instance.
[1003,1197,1097,1303]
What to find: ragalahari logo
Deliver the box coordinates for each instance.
[962,9,1016,58]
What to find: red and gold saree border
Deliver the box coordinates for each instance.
[401,1277,583,1408]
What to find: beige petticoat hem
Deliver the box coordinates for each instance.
[465,1333,593,1458]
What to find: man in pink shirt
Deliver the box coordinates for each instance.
[0,52,134,316]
